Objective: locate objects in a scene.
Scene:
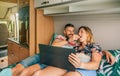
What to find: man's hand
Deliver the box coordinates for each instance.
[56,35,66,41]
[103,51,115,65]
[69,34,80,42]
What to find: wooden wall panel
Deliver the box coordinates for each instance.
[29,0,35,56]
[36,9,54,53]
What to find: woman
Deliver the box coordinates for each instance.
[33,26,102,76]
[63,26,102,76]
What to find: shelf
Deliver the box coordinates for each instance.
[69,0,120,12]
[44,5,69,14]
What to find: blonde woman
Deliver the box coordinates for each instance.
[63,26,102,76]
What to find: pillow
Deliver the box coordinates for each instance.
[0,68,12,76]
[49,33,58,45]
[97,50,120,76]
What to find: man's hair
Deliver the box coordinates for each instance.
[64,23,74,30]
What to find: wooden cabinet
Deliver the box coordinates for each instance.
[8,40,19,65]
[19,47,29,61]
[8,40,29,65]
[34,0,62,8]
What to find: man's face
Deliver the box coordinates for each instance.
[64,27,75,38]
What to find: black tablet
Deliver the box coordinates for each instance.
[39,44,76,71]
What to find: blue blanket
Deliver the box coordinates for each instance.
[0,68,12,76]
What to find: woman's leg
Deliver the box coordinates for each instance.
[33,66,67,76]
[64,69,97,76]
[19,64,41,76]
[63,71,82,76]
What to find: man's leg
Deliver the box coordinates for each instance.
[12,54,40,76]
[12,64,25,76]
[19,64,40,76]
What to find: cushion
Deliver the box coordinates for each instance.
[0,68,12,76]
[49,33,58,45]
[97,50,120,76]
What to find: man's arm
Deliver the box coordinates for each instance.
[52,35,68,47]
[52,39,68,47]
[102,51,115,65]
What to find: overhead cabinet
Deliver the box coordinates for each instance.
[34,0,75,8]
[34,0,120,15]
[34,0,62,8]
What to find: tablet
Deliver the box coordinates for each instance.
[39,44,76,71]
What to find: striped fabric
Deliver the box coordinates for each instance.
[97,50,120,76]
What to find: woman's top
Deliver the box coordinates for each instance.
[55,35,102,62]
[76,43,102,62]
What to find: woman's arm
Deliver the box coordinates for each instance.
[68,52,102,70]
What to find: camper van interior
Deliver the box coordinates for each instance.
[0,0,120,76]
[0,0,29,68]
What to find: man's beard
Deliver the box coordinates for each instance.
[66,34,73,41]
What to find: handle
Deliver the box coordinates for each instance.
[41,1,49,5]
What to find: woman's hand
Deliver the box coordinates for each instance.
[69,52,102,70]
[68,53,83,68]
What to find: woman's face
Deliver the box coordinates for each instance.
[78,28,88,43]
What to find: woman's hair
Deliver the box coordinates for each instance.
[78,26,94,44]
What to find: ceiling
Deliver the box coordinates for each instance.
[0,0,29,19]
[0,1,17,19]
[0,0,29,3]
[0,0,17,3]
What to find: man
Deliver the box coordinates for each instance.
[12,23,77,76]
[12,23,115,76]
[52,23,79,47]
